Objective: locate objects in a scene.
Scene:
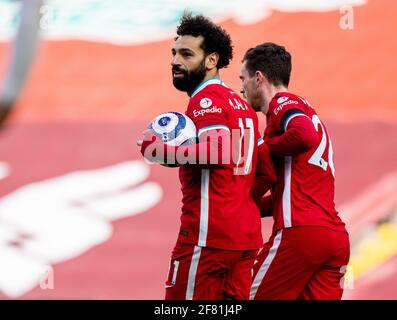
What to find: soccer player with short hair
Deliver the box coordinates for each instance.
[138,15,276,300]
[239,42,350,300]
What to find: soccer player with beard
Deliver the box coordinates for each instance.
[239,42,350,300]
[138,14,276,300]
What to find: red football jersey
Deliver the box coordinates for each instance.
[176,78,267,250]
[265,92,346,232]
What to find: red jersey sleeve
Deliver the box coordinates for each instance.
[269,94,307,132]
[266,116,320,157]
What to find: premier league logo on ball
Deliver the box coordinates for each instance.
[148,112,197,147]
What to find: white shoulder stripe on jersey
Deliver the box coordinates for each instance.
[197,125,230,137]
[191,78,225,97]
[282,113,310,132]
[250,230,283,300]
[186,246,202,300]
[282,156,292,228]
[198,169,210,247]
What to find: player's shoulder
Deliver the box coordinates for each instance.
[269,92,310,116]
[188,81,237,112]
[186,83,231,120]
[188,85,222,112]
[191,82,232,102]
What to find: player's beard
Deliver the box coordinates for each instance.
[172,59,206,94]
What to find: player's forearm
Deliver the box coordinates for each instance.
[141,138,227,166]
[266,116,319,157]
[172,140,226,165]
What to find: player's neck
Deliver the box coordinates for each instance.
[263,85,289,113]
[187,71,220,97]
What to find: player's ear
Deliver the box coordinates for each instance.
[255,71,263,84]
[255,70,266,88]
[255,71,261,88]
[206,52,219,70]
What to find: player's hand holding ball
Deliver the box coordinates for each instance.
[137,112,197,167]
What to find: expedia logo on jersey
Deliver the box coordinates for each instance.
[193,105,223,117]
[277,96,289,104]
[200,97,213,108]
[274,99,299,115]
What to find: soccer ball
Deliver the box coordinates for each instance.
[148,112,197,146]
[147,112,197,167]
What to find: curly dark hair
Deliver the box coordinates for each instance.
[243,42,292,87]
[176,13,233,69]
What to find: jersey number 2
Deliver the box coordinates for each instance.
[308,115,335,177]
